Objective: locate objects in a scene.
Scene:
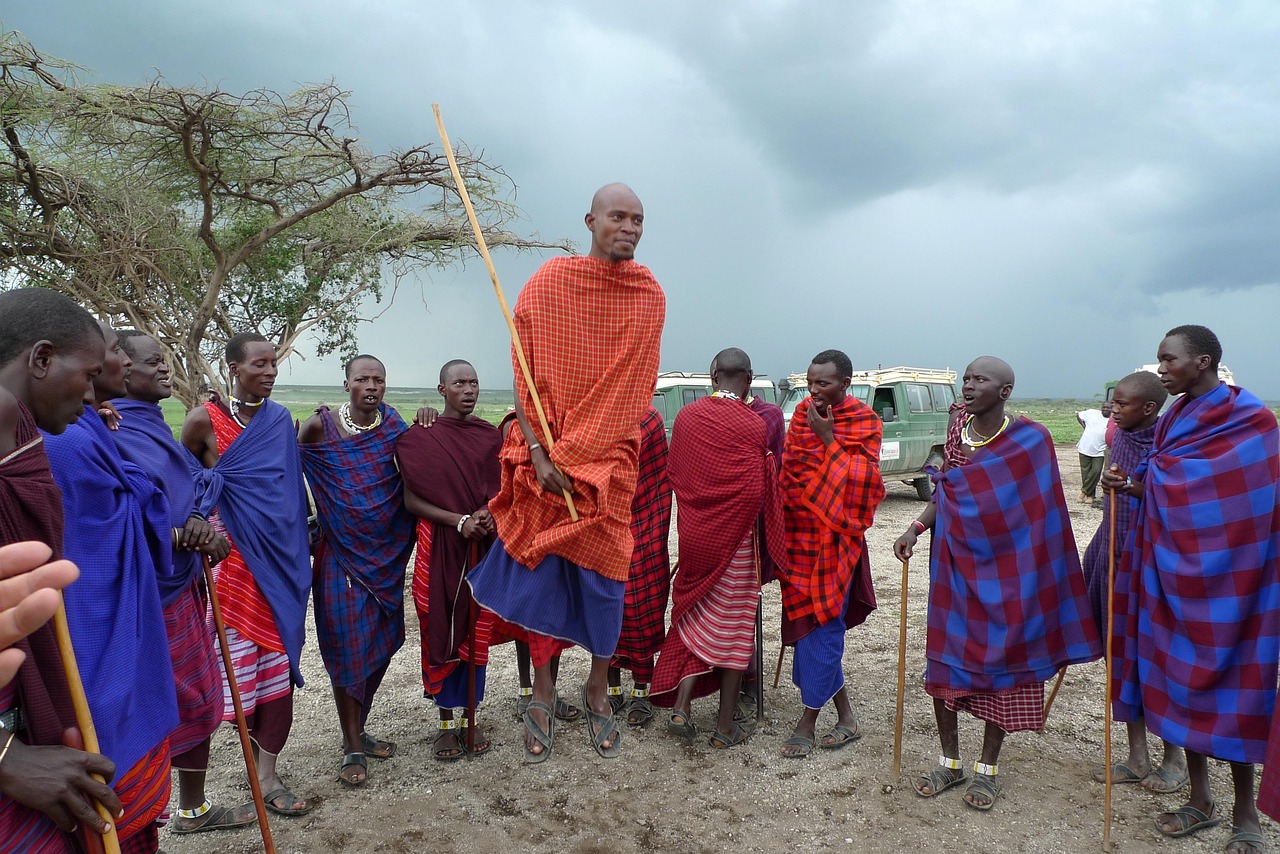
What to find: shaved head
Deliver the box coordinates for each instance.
[968,355,1015,388]
[711,347,752,376]
[1116,371,1168,407]
[589,182,641,215]
[586,183,644,262]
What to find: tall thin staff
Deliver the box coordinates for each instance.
[1043,667,1067,722]
[431,104,577,521]
[51,602,120,854]
[203,555,276,854]
[1103,488,1118,852]
[465,542,479,756]
[892,557,910,778]
[752,528,765,722]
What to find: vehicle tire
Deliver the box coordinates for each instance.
[913,476,933,501]
[914,450,945,501]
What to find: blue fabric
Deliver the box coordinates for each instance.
[111,398,204,606]
[193,400,312,686]
[435,663,488,709]
[43,405,179,774]
[468,537,626,657]
[792,580,852,708]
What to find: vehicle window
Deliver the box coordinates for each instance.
[681,388,707,406]
[849,385,872,403]
[873,388,896,420]
[906,384,931,413]
[652,393,665,416]
[933,384,955,411]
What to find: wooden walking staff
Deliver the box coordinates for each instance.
[892,557,910,779]
[1042,666,1068,721]
[773,645,786,690]
[752,529,765,722]
[1102,488,1119,852]
[202,555,276,854]
[50,602,121,854]
[431,104,577,522]
[465,542,479,756]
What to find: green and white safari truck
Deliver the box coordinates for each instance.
[781,366,958,500]
[651,371,778,437]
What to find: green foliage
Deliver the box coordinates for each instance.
[0,29,571,406]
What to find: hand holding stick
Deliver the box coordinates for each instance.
[432,104,577,521]
[51,602,120,854]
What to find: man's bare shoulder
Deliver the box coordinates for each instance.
[181,403,211,430]
[297,411,326,444]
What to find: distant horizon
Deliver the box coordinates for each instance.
[263,383,1280,407]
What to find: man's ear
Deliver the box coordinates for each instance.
[28,341,54,379]
[1000,384,1013,400]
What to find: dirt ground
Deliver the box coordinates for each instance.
[161,448,1276,854]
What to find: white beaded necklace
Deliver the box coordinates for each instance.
[962,414,1010,448]
[228,395,263,428]
[339,402,382,434]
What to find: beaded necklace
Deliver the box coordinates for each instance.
[962,414,1010,448]
[228,394,263,428]
[339,402,382,434]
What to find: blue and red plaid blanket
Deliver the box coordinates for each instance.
[927,416,1101,693]
[1118,383,1280,763]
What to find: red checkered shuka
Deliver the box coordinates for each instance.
[488,256,665,581]
[205,402,286,653]
[780,395,885,623]
[667,396,785,627]
[613,406,673,674]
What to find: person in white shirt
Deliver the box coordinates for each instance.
[1076,408,1109,506]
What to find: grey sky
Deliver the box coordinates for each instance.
[7,2,1279,397]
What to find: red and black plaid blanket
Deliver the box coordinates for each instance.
[613,407,673,673]
[779,395,883,625]
[927,416,1101,693]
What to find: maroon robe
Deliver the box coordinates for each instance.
[0,403,78,853]
[396,417,502,674]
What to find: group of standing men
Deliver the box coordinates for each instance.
[0,176,1278,854]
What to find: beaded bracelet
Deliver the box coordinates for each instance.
[911,519,927,535]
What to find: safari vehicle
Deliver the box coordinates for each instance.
[1103,364,1235,412]
[781,367,958,500]
[651,371,778,436]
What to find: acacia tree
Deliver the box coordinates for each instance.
[0,30,568,405]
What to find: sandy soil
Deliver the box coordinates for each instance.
[161,448,1275,854]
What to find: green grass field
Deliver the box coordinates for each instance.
[159,388,1180,444]
[159,386,513,437]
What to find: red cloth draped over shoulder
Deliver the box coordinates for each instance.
[205,402,284,653]
[488,256,665,581]
[667,397,785,627]
[780,395,885,625]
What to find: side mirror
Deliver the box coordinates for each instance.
[880,406,897,423]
